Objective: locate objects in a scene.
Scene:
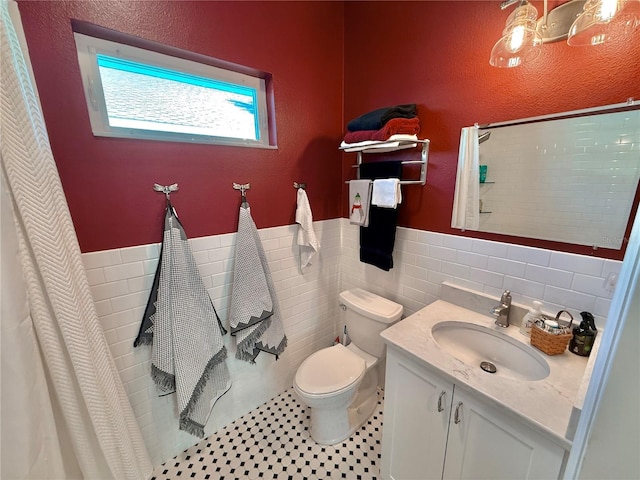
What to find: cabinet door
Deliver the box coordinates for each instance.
[443,389,565,480]
[381,349,453,480]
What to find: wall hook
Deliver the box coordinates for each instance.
[233,182,251,207]
[232,182,251,195]
[294,182,306,189]
[154,183,178,201]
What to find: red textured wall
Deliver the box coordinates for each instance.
[18,1,640,259]
[343,1,640,260]
[18,1,345,253]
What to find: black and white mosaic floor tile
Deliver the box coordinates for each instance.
[152,388,384,480]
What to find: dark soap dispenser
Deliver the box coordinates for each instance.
[569,311,598,357]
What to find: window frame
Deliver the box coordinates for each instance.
[73,31,275,148]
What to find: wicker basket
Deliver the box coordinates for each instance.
[530,310,574,356]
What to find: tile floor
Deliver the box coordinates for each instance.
[151,388,384,479]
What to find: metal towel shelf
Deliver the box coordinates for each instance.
[342,139,429,186]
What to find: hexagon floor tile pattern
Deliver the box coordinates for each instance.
[151,388,384,479]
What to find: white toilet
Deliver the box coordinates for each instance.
[293,288,403,445]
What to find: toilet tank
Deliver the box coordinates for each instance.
[339,288,403,358]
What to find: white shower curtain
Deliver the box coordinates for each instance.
[451,126,480,230]
[0,1,152,479]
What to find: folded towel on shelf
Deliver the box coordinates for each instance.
[229,203,287,363]
[372,178,402,209]
[340,134,418,151]
[349,179,373,227]
[340,134,418,153]
[343,118,421,144]
[359,162,403,271]
[295,188,320,271]
[347,104,417,132]
[343,142,418,153]
[377,117,421,139]
[133,202,231,438]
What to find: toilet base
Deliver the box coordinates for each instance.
[305,367,379,445]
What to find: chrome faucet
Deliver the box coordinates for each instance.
[491,290,512,328]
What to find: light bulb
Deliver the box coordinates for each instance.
[489,26,542,67]
[598,0,621,21]
[510,25,526,51]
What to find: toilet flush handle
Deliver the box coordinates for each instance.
[339,303,347,311]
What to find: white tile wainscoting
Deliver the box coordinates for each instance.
[82,217,621,467]
[82,220,342,466]
[341,221,620,326]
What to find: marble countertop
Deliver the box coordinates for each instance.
[381,300,591,450]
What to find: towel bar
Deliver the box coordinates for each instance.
[343,139,429,186]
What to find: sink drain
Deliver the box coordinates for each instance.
[480,361,497,374]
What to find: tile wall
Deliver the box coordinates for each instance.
[83,218,622,467]
[341,221,620,325]
[82,220,342,466]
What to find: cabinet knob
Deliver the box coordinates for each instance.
[454,401,463,424]
[437,391,446,412]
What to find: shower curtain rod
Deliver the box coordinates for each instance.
[478,98,639,130]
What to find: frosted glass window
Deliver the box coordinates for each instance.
[74,33,273,148]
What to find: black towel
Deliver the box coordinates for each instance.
[359,161,403,271]
[347,104,417,132]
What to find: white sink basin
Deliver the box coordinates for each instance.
[431,321,550,381]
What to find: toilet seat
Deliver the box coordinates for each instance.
[294,344,365,396]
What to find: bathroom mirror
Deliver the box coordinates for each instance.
[457,105,640,250]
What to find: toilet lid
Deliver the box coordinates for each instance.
[295,344,365,395]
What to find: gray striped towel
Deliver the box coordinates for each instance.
[229,204,287,362]
[133,204,231,437]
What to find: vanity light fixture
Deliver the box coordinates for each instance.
[490,0,640,67]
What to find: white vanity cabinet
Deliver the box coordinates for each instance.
[381,347,567,480]
[380,347,452,480]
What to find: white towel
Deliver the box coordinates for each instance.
[295,188,320,271]
[349,180,372,227]
[339,134,418,150]
[372,179,402,208]
[344,142,417,153]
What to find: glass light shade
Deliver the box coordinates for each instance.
[567,0,638,45]
[505,2,539,25]
[490,1,542,67]
[490,26,543,67]
[502,18,538,34]
[583,0,624,20]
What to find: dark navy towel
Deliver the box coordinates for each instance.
[359,161,403,271]
[347,104,417,132]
